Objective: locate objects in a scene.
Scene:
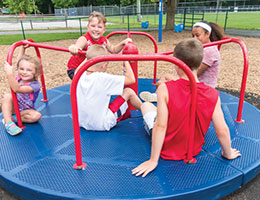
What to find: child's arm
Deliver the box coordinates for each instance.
[68,36,87,55]
[17,45,29,62]
[123,61,135,86]
[212,97,241,159]
[132,84,169,177]
[4,62,34,94]
[197,63,209,76]
[106,38,132,54]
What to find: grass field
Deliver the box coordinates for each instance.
[0,11,259,45]
[0,32,81,45]
[107,11,260,30]
[204,12,260,30]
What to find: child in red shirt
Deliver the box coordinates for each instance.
[67,11,131,79]
[132,38,241,177]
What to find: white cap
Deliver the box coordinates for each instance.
[193,22,212,33]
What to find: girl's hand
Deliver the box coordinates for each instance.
[22,44,30,49]
[124,38,132,45]
[69,45,82,55]
[4,62,13,75]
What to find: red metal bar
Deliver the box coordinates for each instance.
[6,40,87,128]
[7,41,26,129]
[71,54,198,168]
[106,31,159,84]
[24,39,48,102]
[202,38,249,123]
[160,37,249,123]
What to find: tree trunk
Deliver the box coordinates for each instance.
[165,0,178,30]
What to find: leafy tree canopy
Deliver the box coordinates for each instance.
[3,0,37,14]
[51,0,78,9]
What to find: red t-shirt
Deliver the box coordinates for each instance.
[160,79,219,160]
[67,32,108,70]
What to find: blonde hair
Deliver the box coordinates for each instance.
[88,11,107,25]
[86,45,109,70]
[86,44,109,60]
[17,55,41,80]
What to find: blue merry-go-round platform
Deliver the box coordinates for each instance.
[0,78,260,200]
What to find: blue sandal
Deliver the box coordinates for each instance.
[2,119,22,136]
[11,114,18,123]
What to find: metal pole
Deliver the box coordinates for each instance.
[137,0,142,22]
[127,14,130,31]
[158,0,163,42]
[20,20,26,39]
[224,9,229,31]
[79,18,83,35]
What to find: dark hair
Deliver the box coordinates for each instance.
[194,21,224,41]
[174,38,203,70]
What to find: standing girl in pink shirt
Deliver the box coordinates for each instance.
[192,21,224,88]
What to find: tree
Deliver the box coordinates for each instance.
[165,0,178,30]
[51,0,78,9]
[3,0,37,14]
[36,0,54,14]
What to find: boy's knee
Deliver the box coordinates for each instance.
[141,102,154,113]
[141,102,151,109]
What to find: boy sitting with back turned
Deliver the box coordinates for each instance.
[132,38,241,177]
[76,44,142,131]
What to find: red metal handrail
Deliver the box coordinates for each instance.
[6,34,248,170]
[106,31,159,84]
[159,37,249,123]
[6,40,87,128]
[71,54,198,169]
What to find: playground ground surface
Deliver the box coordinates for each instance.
[0,30,259,199]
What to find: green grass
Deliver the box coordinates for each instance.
[0,12,259,45]
[204,12,260,30]
[107,12,260,30]
[0,31,126,45]
[0,32,81,45]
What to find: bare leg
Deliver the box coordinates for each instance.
[141,102,157,116]
[1,94,13,125]
[20,109,41,123]
[121,88,142,110]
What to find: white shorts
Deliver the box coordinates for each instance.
[143,111,157,135]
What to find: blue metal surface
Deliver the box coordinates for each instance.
[0,78,259,200]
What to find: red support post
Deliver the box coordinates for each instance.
[70,54,198,167]
[122,42,139,110]
[106,31,158,84]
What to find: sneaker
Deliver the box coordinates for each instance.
[139,91,157,102]
[2,119,22,136]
